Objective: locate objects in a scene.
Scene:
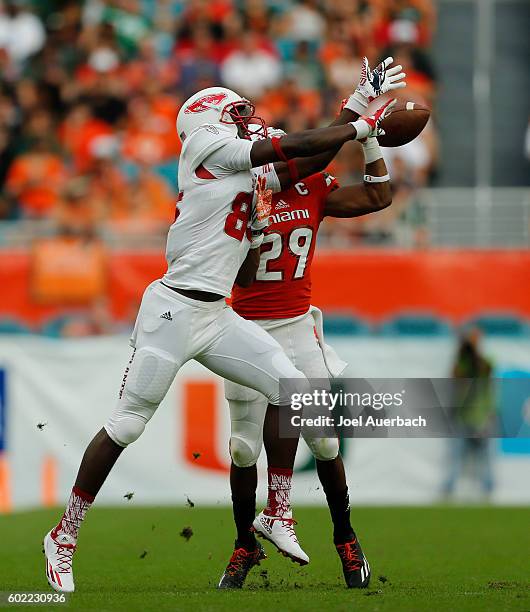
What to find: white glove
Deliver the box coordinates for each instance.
[350,98,397,141]
[266,126,286,139]
[250,175,272,247]
[345,56,406,116]
[249,125,286,142]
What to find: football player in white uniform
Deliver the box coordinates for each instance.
[43,81,395,593]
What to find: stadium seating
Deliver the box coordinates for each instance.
[323,314,372,336]
[0,319,32,335]
[465,315,530,337]
[0,0,438,242]
[154,160,179,190]
[378,314,452,336]
[40,317,74,339]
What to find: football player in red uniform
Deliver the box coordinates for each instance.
[219,57,406,589]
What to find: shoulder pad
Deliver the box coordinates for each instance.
[182,123,236,170]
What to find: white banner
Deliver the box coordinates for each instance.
[0,335,529,512]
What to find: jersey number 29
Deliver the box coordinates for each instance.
[257,228,313,281]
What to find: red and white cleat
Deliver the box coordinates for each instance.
[43,530,76,593]
[252,510,309,565]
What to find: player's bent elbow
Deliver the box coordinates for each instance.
[371,184,393,211]
[380,190,393,210]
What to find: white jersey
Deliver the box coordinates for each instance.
[163,123,281,296]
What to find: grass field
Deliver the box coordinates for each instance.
[2,506,529,611]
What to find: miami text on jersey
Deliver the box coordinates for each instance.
[269,209,310,225]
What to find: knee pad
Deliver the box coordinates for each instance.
[105,347,178,447]
[229,434,262,468]
[105,384,159,446]
[228,398,265,467]
[125,346,178,405]
[105,412,148,447]
[305,436,340,462]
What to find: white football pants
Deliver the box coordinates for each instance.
[105,281,307,447]
[225,310,340,467]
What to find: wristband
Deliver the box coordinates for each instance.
[349,120,370,141]
[271,136,288,162]
[250,233,264,249]
[364,174,390,183]
[361,137,383,165]
[344,91,368,116]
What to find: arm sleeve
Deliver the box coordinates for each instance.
[251,163,282,194]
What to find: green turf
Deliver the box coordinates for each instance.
[1,506,529,611]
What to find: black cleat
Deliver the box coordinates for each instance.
[218,541,266,589]
[336,535,371,588]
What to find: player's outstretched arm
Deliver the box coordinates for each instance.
[323,139,392,218]
[272,57,406,189]
[272,107,359,190]
[250,123,357,167]
[251,95,395,166]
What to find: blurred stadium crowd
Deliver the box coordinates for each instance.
[0,0,438,245]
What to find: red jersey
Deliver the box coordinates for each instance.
[232,172,338,319]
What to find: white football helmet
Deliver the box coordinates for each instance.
[176,86,267,142]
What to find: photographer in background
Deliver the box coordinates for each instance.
[443,327,496,499]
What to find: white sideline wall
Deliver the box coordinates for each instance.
[0,335,529,512]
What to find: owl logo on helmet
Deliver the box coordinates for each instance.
[184,92,229,114]
[176,86,268,142]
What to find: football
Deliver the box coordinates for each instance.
[377,101,431,148]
